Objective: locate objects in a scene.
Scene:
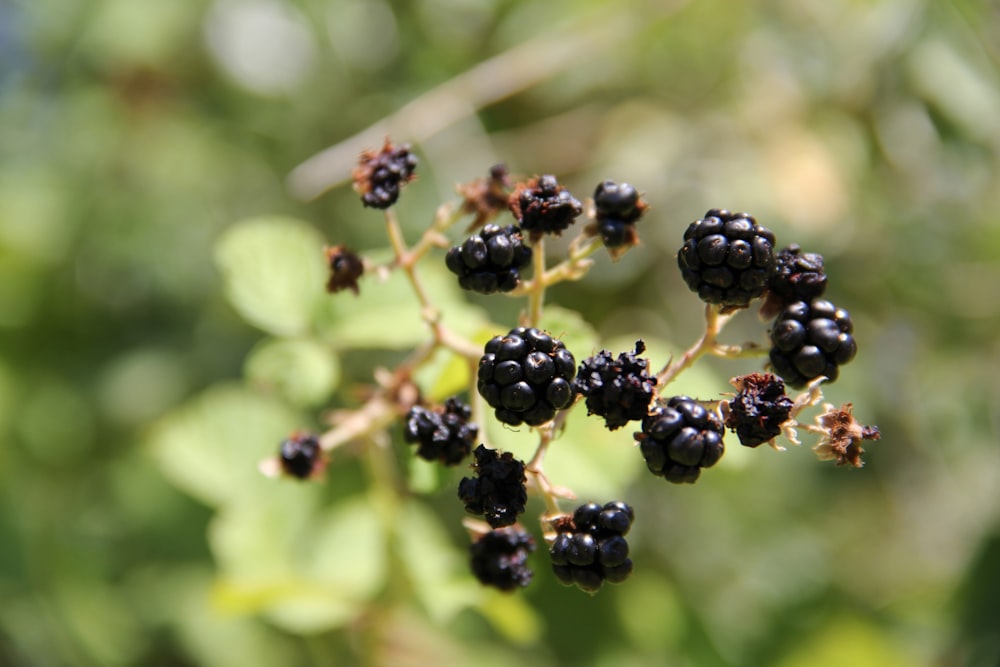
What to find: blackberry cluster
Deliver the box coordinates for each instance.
[477,327,576,427]
[769,299,857,388]
[574,340,656,431]
[352,141,418,209]
[635,396,725,484]
[469,527,535,591]
[509,175,583,237]
[445,224,532,294]
[458,445,528,528]
[402,397,478,465]
[677,209,777,308]
[762,244,828,318]
[550,501,635,593]
[593,180,646,248]
[278,431,322,479]
[724,373,794,447]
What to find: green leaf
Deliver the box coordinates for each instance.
[476,591,544,646]
[395,500,479,624]
[245,338,340,407]
[215,216,326,337]
[315,250,489,349]
[147,384,303,507]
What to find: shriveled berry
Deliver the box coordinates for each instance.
[575,340,656,431]
[458,445,527,528]
[324,245,364,294]
[724,373,794,448]
[351,139,418,209]
[469,527,535,591]
[509,175,582,237]
[402,397,478,465]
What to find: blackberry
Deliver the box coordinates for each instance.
[445,224,533,294]
[574,340,656,430]
[769,299,857,388]
[458,444,528,528]
[324,245,364,295]
[770,244,827,303]
[351,139,418,209]
[724,373,794,447]
[402,397,478,465]
[550,501,635,593]
[635,396,725,484]
[469,527,535,591]
[477,326,577,427]
[677,208,777,308]
[278,431,323,479]
[593,180,647,248]
[509,175,583,237]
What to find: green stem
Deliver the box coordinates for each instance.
[527,237,546,326]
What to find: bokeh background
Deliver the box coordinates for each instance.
[2,0,1000,665]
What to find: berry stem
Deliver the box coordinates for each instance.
[525,427,564,517]
[655,304,735,387]
[527,237,546,326]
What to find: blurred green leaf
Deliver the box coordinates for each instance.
[774,615,913,667]
[148,384,303,508]
[245,337,340,407]
[215,217,326,337]
[395,500,479,624]
[315,249,490,349]
[477,591,544,646]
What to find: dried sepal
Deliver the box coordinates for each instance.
[811,403,881,467]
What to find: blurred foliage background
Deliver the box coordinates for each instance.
[2,0,1000,665]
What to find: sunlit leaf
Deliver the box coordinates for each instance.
[148,384,303,507]
[215,216,326,337]
[395,500,479,623]
[245,337,340,407]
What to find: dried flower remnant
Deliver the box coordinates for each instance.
[351,138,418,209]
[458,163,513,231]
[324,245,364,294]
[812,403,881,467]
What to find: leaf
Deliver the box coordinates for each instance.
[245,337,340,407]
[315,250,489,349]
[215,216,326,337]
[476,591,544,646]
[147,384,303,508]
[395,500,479,624]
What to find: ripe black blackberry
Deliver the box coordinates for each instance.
[445,224,532,294]
[550,501,635,593]
[351,140,418,209]
[477,327,576,427]
[458,445,528,528]
[469,527,536,591]
[278,431,323,479]
[761,244,828,318]
[724,373,794,447]
[592,180,647,248]
[402,397,478,465]
[677,208,777,308]
[769,299,857,388]
[509,175,583,238]
[574,340,656,431]
[635,396,725,484]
